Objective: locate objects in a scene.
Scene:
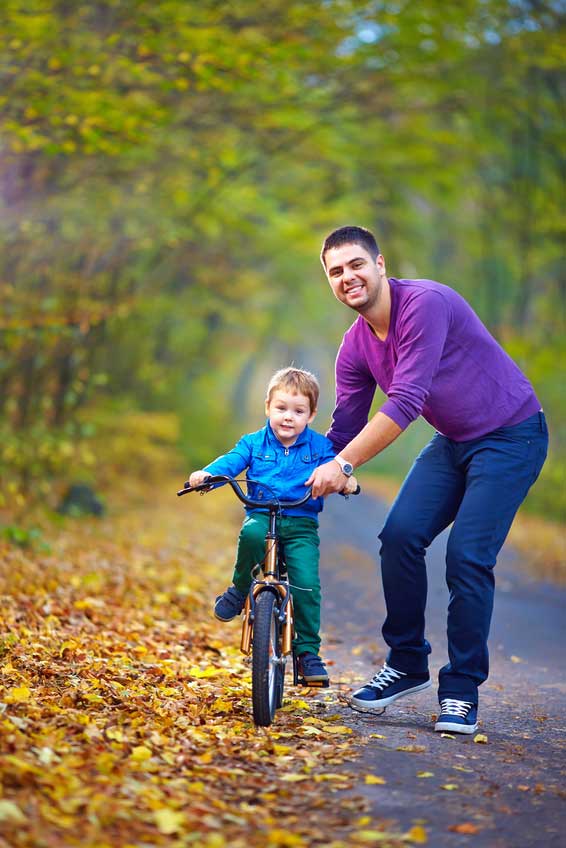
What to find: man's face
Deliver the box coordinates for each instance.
[323,243,386,313]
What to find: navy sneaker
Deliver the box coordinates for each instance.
[214,586,247,622]
[297,652,329,684]
[350,663,431,711]
[434,699,478,734]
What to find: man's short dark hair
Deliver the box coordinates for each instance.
[321,226,380,265]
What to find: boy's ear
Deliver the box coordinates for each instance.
[308,407,317,423]
[264,399,270,417]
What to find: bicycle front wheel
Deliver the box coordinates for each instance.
[252,590,285,726]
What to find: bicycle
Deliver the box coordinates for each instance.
[177,474,357,726]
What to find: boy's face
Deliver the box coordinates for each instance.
[265,389,316,447]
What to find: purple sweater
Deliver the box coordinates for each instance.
[328,278,540,449]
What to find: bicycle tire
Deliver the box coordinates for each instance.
[252,591,285,726]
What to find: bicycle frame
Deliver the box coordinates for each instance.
[178,474,311,659]
[240,509,293,657]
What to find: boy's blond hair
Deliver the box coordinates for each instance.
[266,367,320,413]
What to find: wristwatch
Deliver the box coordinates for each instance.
[334,455,354,477]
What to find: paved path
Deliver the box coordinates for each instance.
[318,489,566,847]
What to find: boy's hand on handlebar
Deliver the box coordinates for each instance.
[188,470,211,488]
[342,474,359,495]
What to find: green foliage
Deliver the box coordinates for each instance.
[1,524,49,551]
[0,0,563,521]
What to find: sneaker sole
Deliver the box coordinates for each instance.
[350,679,432,710]
[213,611,239,622]
[434,720,478,734]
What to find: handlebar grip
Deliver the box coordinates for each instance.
[177,481,212,496]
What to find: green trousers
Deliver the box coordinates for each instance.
[231,513,321,656]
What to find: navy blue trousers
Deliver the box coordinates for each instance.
[379,411,548,704]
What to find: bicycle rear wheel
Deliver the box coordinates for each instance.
[252,591,285,726]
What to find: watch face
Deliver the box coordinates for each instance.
[342,462,354,475]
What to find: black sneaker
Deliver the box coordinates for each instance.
[214,586,247,622]
[434,699,478,734]
[297,652,329,684]
[350,663,431,711]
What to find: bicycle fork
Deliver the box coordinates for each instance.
[240,529,295,656]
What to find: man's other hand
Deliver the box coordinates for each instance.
[305,460,348,498]
[342,475,359,495]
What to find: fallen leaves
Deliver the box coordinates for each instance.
[0,479,393,848]
[448,822,481,834]
[396,744,427,753]
[364,774,387,784]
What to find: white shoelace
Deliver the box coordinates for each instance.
[439,698,473,718]
[369,663,406,691]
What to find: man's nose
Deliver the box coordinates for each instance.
[343,267,356,283]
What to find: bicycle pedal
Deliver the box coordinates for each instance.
[296,677,330,688]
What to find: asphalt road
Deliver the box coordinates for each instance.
[317,489,566,848]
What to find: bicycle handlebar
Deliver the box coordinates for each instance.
[177,474,360,506]
[176,474,315,510]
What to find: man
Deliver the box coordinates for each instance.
[306,225,548,733]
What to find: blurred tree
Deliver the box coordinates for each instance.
[0,0,563,516]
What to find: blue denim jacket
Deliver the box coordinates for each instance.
[203,422,336,521]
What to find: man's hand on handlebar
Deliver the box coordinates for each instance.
[188,470,212,489]
[305,459,354,499]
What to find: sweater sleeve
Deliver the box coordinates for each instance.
[203,435,252,479]
[380,289,450,430]
[326,331,377,452]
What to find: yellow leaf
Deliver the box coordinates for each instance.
[354,831,396,842]
[396,745,426,753]
[365,774,387,785]
[280,773,311,782]
[369,733,386,739]
[187,782,205,793]
[0,800,26,824]
[59,640,77,655]
[130,745,152,761]
[266,829,305,846]
[441,784,459,791]
[407,824,428,843]
[6,686,31,702]
[474,733,488,744]
[510,655,523,663]
[154,808,185,835]
[416,771,434,778]
[322,725,353,735]
[279,699,311,711]
[105,728,124,742]
[211,698,232,713]
[188,665,221,679]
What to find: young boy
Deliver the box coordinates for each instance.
[188,366,357,684]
